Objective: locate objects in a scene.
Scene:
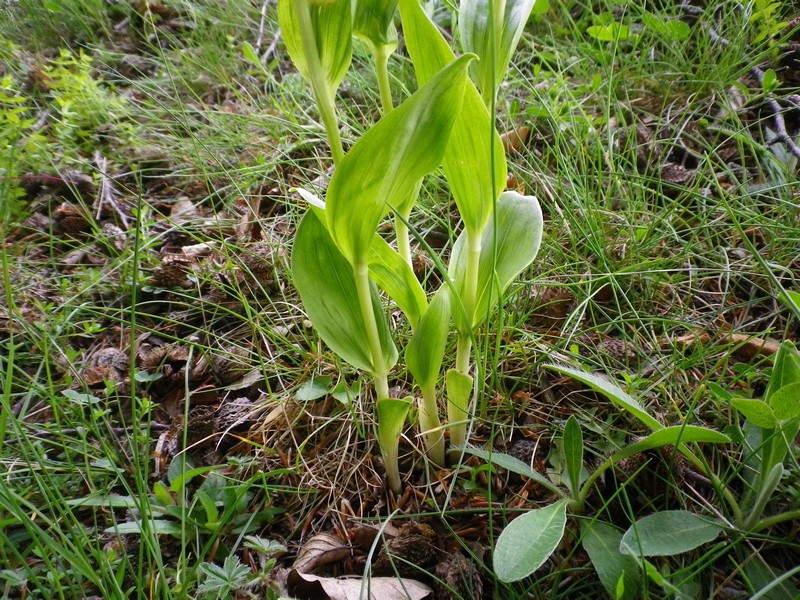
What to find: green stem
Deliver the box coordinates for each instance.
[354,263,389,400]
[294,0,345,165]
[395,211,412,267]
[419,381,445,467]
[374,43,394,115]
[449,231,482,448]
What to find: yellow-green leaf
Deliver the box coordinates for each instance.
[399,0,506,236]
[292,210,397,373]
[326,54,473,266]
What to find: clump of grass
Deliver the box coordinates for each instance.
[1,1,799,598]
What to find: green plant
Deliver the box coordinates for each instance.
[0,72,47,222]
[97,456,283,568]
[43,49,131,153]
[713,341,800,531]
[286,0,543,490]
[486,366,730,596]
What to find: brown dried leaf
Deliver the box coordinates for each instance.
[287,571,432,600]
[501,125,531,154]
[293,533,351,574]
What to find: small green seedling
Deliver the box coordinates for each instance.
[716,341,800,531]
[483,366,729,592]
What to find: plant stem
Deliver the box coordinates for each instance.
[419,381,444,466]
[354,263,389,400]
[449,231,482,449]
[374,43,394,115]
[751,509,800,533]
[294,0,345,165]
[395,210,412,267]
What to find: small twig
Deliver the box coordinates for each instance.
[681,2,800,160]
[751,67,800,160]
[93,151,131,229]
[255,0,272,53]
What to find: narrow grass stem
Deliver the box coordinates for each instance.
[354,263,389,400]
[294,0,345,165]
[374,43,394,115]
[419,381,445,466]
[0,245,14,453]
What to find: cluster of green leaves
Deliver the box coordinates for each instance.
[281,0,544,492]
[42,49,132,153]
[488,346,800,598]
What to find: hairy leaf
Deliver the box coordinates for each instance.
[494,500,569,582]
[620,511,722,557]
[582,521,641,600]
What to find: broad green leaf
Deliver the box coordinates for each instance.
[494,500,569,582]
[765,342,800,403]
[293,187,427,327]
[587,23,633,42]
[326,54,473,266]
[562,415,584,497]
[446,368,473,424]
[731,397,778,429]
[196,490,219,527]
[762,68,778,93]
[153,481,175,507]
[458,0,538,100]
[292,210,397,373]
[376,396,412,493]
[106,520,184,536]
[369,236,427,329]
[406,288,451,389]
[354,0,398,51]
[610,426,730,465]
[66,494,137,509]
[278,0,352,91]
[581,521,641,600]
[455,445,563,496]
[620,511,722,557]
[399,0,506,236]
[783,290,800,318]
[296,375,333,402]
[544,364,663,431]
[450,191,543,328]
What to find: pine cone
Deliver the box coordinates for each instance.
[373,522,438,578]
[434,551,483,600]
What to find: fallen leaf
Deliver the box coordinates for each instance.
[287,571,432,600]
[501,125,531,154]
[293,532,351,574]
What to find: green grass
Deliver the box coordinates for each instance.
[1,0,799,598]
